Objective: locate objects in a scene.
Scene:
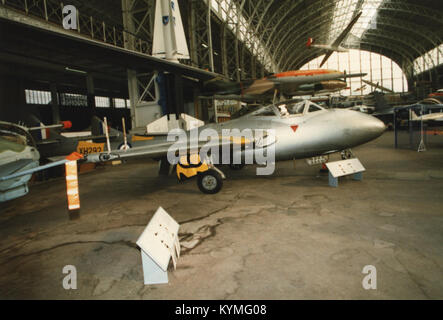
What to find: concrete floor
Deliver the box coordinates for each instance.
[0,132,442,300]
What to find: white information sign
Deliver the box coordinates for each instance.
[136,207,181,285]
[326,158,366,178]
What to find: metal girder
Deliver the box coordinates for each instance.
[122,0,157,128]
[277,13,441,72]
[190,0,215,71]
[288,25,435,74]
[1,0,153,53]
[287,28,428,72]
[270,0,443,54]
[253,1,302,68]
[278,13,442,69]
[121,0,154,54]
[226,27,240,80]
[237,0,272,55]
[264,0,443,72]
[220,22,228,76]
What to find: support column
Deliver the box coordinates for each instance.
[235,11,240,81]
[221,23,228,77]
[86,74,96,113]
[163,73,184,120]
[206,0,214,72]
[122,0,160,129]
[127,69,140,128]
[188,0,198,67]
[50,83,60,123]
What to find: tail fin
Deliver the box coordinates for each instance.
[91,116,104,137]
[306,38,314,48]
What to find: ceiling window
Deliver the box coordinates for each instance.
[329,0,384,45]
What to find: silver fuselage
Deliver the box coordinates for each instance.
[201,108,386,162]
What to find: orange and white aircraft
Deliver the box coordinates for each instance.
[202,69,365,101]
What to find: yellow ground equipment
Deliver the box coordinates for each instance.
[176,154,225,194]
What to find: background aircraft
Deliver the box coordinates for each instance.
[410,109,443,122]
[362,79,394,93]
[307,11,363,67]
[202,69,366,101]
[0,121,81,202]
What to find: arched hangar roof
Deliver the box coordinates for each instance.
[236,0,443,72]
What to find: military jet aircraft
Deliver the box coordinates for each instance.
[202,69,366,101]
[85,100,386,194]
[362,79,394,94]
[307,11,363,67]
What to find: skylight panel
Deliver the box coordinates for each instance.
[329,0,384,44]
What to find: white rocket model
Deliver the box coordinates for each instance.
[152,0,190,62]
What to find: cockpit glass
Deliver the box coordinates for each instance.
[252,108,277,116]
[285,102,306,115]
[308,105,322,113]
[232,100,325,119]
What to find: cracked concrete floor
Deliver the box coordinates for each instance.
[0,132,442,300]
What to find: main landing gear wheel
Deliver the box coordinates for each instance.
[198,169,223,194]
[229,164,245,170]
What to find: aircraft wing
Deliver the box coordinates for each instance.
[319,50,335,68]
[331,11,363,48]
[0,153,83,182]
[319,11,362,68]
[362,80,394,93]
[0,159,36,178]
[85,137,251,163]
[36,139,62,146]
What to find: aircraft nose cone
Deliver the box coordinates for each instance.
[352,112,386,142]
[334,109,386,146]
[366,115,386,138]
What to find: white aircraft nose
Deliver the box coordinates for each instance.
[362,114,386,138]
[332,109,386,146]
[349,111,386,142]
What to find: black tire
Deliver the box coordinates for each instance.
[197,169,223,194]
[229,163,245,170]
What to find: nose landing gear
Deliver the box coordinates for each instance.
[340,149,355,160]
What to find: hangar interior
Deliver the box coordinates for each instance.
[0,0,442,300]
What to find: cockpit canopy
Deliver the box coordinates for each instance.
[243,100,325,118]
